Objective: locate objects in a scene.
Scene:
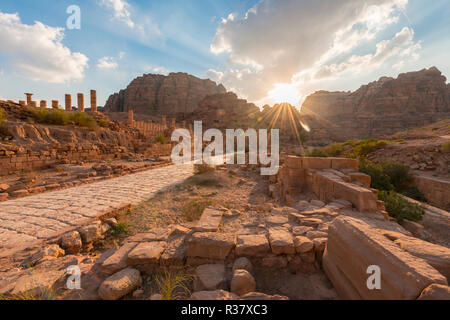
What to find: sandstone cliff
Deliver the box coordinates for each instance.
[301,67,450,142]
[104,72,227,116]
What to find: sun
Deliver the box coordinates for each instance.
[268,83,301,106]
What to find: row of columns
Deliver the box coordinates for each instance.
[127,109,192,136]
[20,91,97,112]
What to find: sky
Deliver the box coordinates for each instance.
[0,0,449,108]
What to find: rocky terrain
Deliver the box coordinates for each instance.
[301,67,450,143]
[104,72,227,116]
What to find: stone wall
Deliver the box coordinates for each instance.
[414,175,450,210]
[323,216,449,299]
[277,156,381,213]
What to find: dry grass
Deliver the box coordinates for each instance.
[153,268,195,300]
[182,196,214,221]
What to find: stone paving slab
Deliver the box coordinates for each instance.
[0,164,194,258]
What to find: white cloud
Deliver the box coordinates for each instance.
[100,0,134,28]
[143,65,169,75]
[97,56,118,69]
[0,11,88,83]
[209,0,417,106]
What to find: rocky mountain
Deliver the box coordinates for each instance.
[301,67,450,142]
[104,72,227,116]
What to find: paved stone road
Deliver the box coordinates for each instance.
[0,164,194,258]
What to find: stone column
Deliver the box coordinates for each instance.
[182,120,186,128]
[65,94,72,111]
[162,116,167,129]
[30,101,37,108]
[189,123,193,133]
[40,100,47,108]
[77,93,84,112]
[90,90,97,112]
[52,100,59,109]
[171,118,176,128]
[19,101,26,106]
[25,93,33,106]
[128,109,134,126]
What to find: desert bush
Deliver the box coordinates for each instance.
[378,191,425,223]
[442,141,450,153]
[323,143,344,157]
[306,148,328,158]
[351,138,387,157]
[380,161,413,192]
[111,222,129,237]
[69,112,97,129]
[97,119,109,128]
[194,163,215,175]
[155,134,167,144]
[30,108,69,125]
[153,269,195,300]
[359,159,394,191]
[401,187,428,202]
[0,108,6,126]
[182,197,214,221]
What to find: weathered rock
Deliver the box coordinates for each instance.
[194,264,226,291]
[100,242,137,275]
[194,207,224,232]
[306,231,328,240]
[241,292,289,300]
[126,241,166,265]
[190,290,239,300]
[104,72,227,116]
[187,232,235,260]
[159,236,186,266]
[236,235,270,257]
[230,269,256,296]
[132,289,144,299]
[400,220,424,237]
[266,215,289,225]
[60,231,82,254]
[292,226,314,236]
[323,216,448,300]
[268,228,295,255]
[294,236,314,253]
[310,200,325,207]
[78,221,103,244]
[98,268,142,300]
[418,284,450,300]
[261,255,288,268]
[232,257,253,274]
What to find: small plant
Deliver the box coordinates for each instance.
[378,190,425,223]
[182,197,214,221]
[401,187,428,202]
[351,138,387,157]
[380,161,413,192]
[323,143,344,157]
[359,158,394,191]
[97,119,110,128]
[442,141,450,153]
[153,269,195,300]
[155,134,167,144]
[69,112,97,129]
[111,222,129,237]
[0,108,6,126]
[306,148,328,158]
[194,163,215,175]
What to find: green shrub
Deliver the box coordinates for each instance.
[307,149,328,158]
[30,108,69,125]
[378,191,425,223]
[359,159,394,191]
[98,119,110,128]
[156,134,167,144]
[352,139,387,157]
[0,108,6,126]
[69,112,97,129]
[111,222,129,237]
[380,161,413,192]
[401,187,428,202]
[442,141,450,153]
[323,143,344,157]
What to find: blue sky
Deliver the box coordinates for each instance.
[0,0,449,108]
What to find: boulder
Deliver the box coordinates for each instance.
[126,241,166,265]
[232,257,253,274]
[98,268,142,300]
[190,290,239,300]
[194,264,226,292]
[418,284,450,300]
[100,242,137,275]
[294,236,314,253]
[60,231,82,254]
[230,269,256,296]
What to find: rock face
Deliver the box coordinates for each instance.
[302,67,450,142]
[104,72,227,116]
